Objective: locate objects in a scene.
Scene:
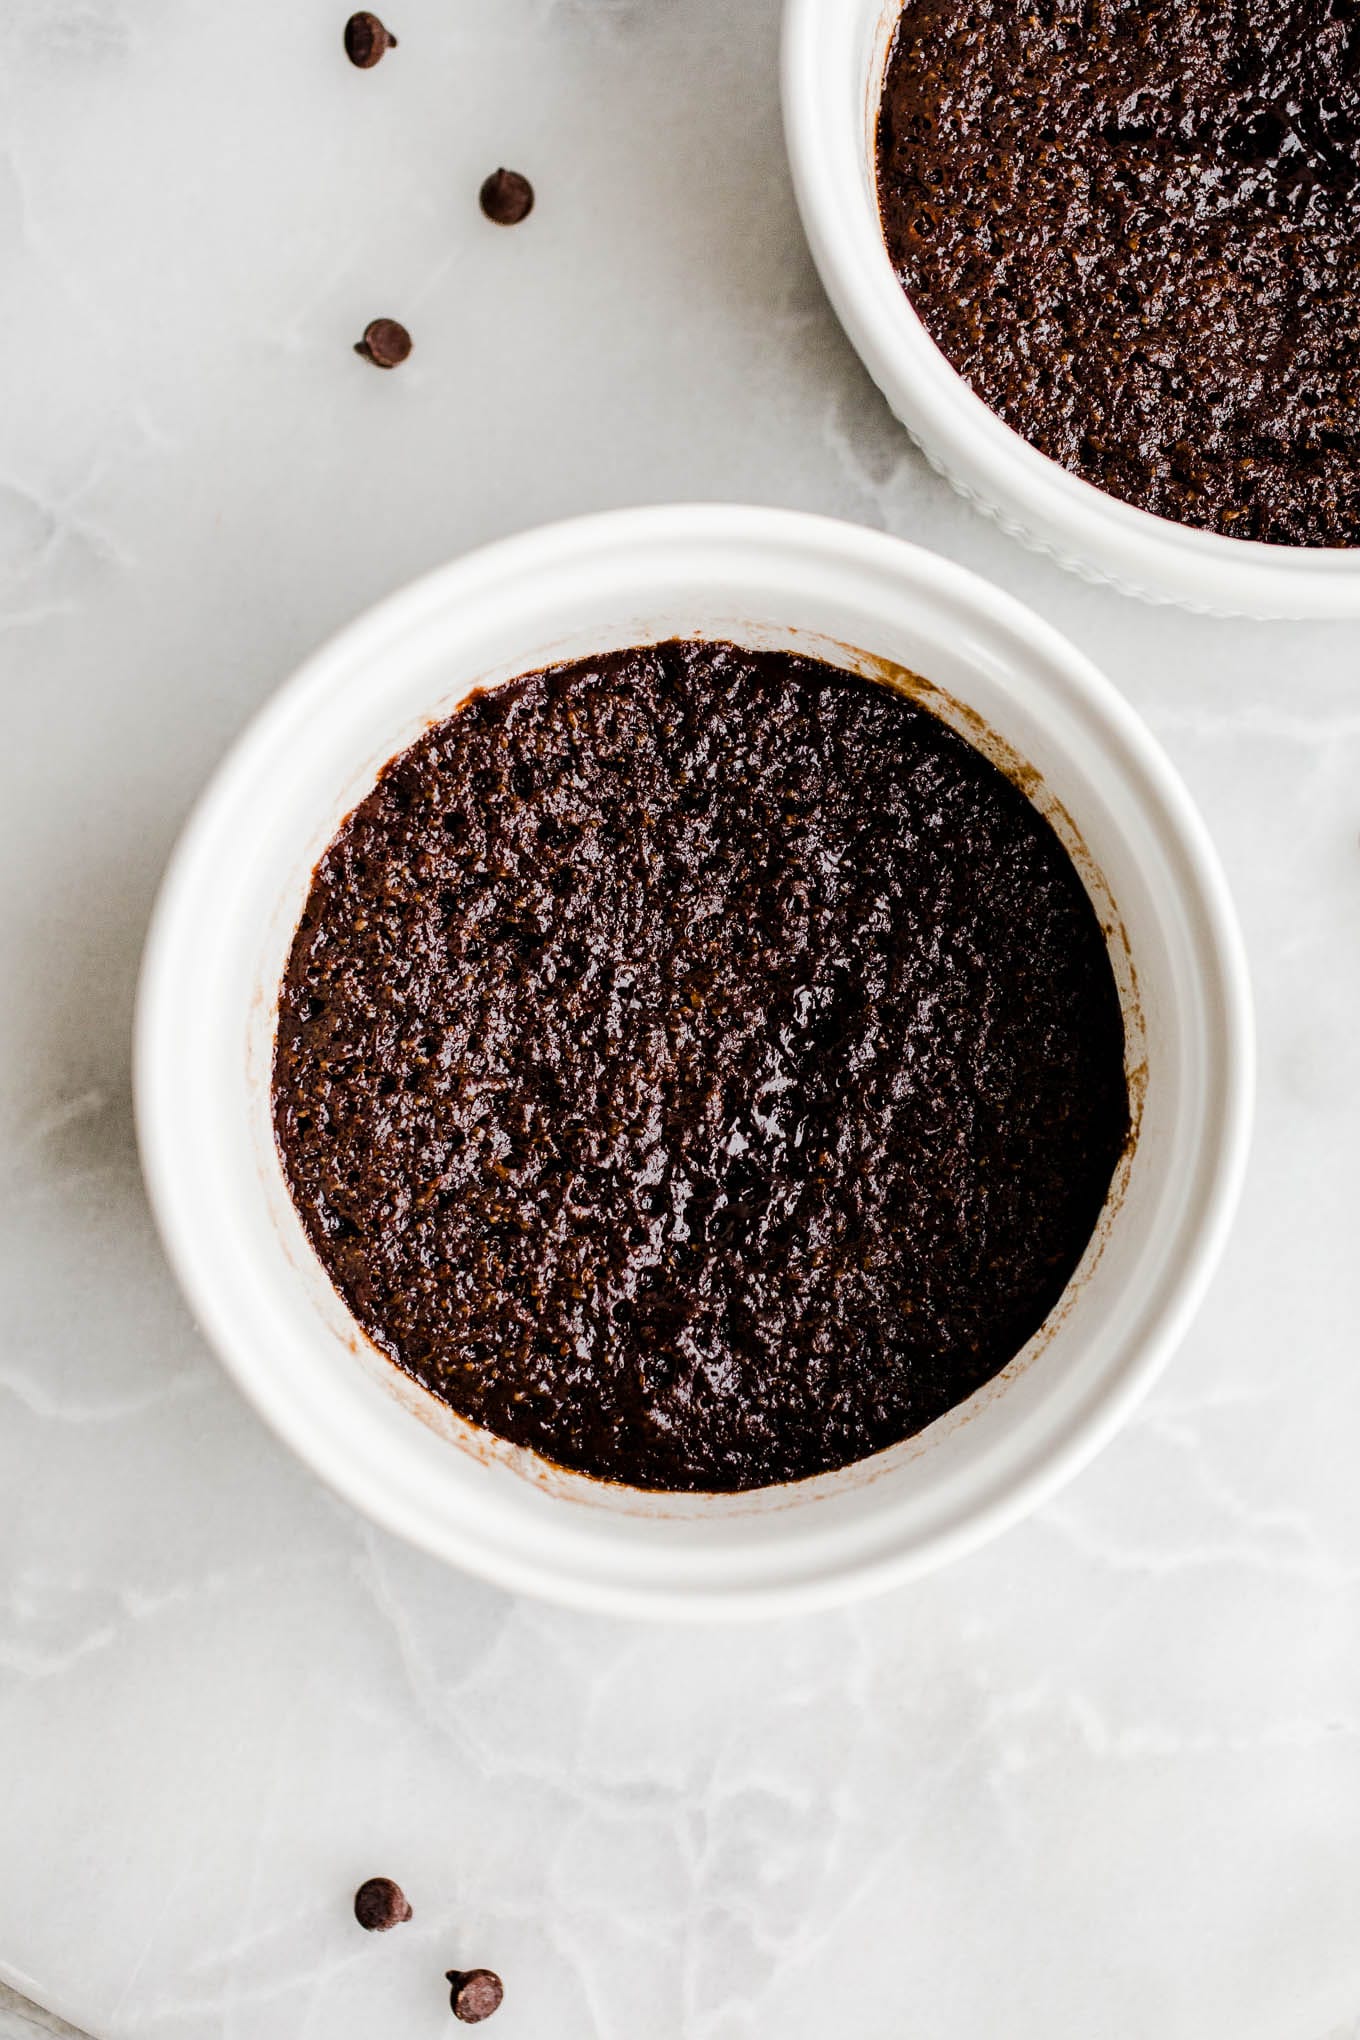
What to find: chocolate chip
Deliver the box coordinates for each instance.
[353,1877,412,1931]
[479,168,534,226]
[446,1969,504,2023]
[344,11,397,66]
[355,318,412,369]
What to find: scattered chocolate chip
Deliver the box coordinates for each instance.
[344,11,397,66]
[353,1877,413,1931]
[479,168,534,226]
[446,1969,504,2023]
[355,318,412,369]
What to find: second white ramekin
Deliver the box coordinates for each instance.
[782,0,1360,618]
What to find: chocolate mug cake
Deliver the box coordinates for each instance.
[877,0,1360,546]
[272,640,1129,1493]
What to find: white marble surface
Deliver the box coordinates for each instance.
[3,0,1360,2035]
[0,1988,83,2040]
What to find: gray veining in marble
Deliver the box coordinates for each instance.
[0,1984,89,2039]
[2,0,1359,2035]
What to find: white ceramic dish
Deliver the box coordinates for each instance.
[782,0,1360,619]
[135,506,1252,1619]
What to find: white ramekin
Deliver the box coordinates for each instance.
[782,0,1360,619]
[135,507,1252,1619]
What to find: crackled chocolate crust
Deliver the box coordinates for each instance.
[877,0,1360,545]
[273,641,1128,1493]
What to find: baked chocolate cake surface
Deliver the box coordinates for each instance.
[273,640,1129,1492]
[877,0,1360,545]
